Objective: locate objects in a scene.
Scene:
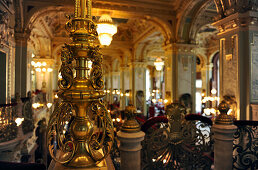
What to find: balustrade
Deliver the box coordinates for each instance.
[110,102,257,170]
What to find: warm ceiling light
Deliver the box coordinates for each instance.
[97,14,117,46]
[47,68,53,72]
[154,57,164,71]
[211,88,217,95]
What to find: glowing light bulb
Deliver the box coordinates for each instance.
[15,118,24,126]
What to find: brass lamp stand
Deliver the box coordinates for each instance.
[47,0,114,168]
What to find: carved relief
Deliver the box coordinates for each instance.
[214,0,258,19]
[113,19,152,41]
[0,10,9,46]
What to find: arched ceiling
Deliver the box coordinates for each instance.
[27,8,165,65]
[25,0,220,68]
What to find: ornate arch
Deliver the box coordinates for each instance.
[176,0,215,43]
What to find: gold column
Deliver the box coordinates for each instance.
[47,0,114,168]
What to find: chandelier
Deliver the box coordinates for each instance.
[154,57,164,71]
[97,14,117,46]
[47,0,114,168]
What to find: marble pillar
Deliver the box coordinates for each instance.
[201,64,213,96]
[15,32,29,98]
[120,66,126,110]
[213,10,258,120]
[164,43,197,112]
[129,62,135,106]
[129,62,147,115]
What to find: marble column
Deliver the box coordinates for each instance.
[164,43,197,113]
[129,62,136,106]
[201,64,213,96]
[212,3,258,120]
[109,69,113,104]
[120,65,126,110]
[15,32,29,98]
[164,44,178,103]
[129,62,147,115]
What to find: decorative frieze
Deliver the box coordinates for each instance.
[214,0,258,20]
[163,43,196,55]
[213,11,258,35]
[0,10,9,47]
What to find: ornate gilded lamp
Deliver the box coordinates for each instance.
[47,0,114,168]
[96,14,117,46]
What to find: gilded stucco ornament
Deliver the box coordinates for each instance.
[214,0,258,20]
[47,0,114,168]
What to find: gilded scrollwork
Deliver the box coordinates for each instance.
[87,101,113,162]
[47,0,114,167]
[47,102,75,164]
[58,45,74,90]
[88,46,104,90]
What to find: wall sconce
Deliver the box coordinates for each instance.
[97,14,117,46]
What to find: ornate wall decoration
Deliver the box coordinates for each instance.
[0,10,9,46]
[214,0,258,19]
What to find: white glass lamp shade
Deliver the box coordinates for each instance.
[98,33,113,46]
[154,58,164,71]
[97,14,117,46]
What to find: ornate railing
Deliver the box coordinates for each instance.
[141,104,213,170]
[110,103,258,170]
[233,120,258,170]
[0,103,18,143]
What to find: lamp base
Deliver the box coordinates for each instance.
[48,158,107,170]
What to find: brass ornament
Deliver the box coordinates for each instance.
[215,100,234,125]
[47,0,114,168]
[121,105,141,133]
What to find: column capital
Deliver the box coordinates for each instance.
[111,71,120,76]
[213,11,258,36]
[120,64,129,70]
[14,32,29,45]
[214,0,258,20]
[129,61,147,68]
[163,43,197,56]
